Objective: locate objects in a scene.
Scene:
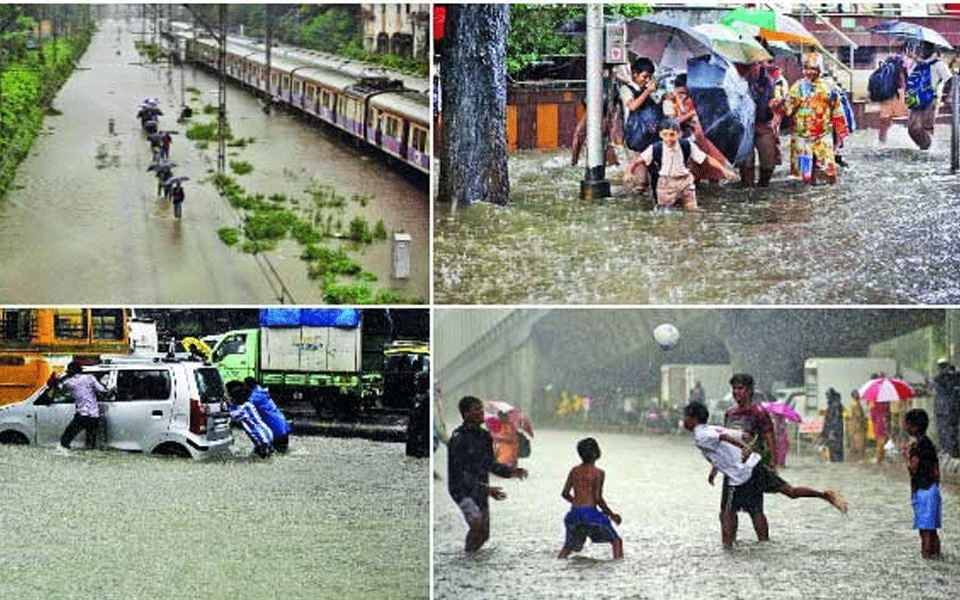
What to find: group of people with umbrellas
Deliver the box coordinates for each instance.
[606,7,955,205]
[760,373,920,468]
[139,98,188,218]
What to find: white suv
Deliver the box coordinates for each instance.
[0,358,232,459]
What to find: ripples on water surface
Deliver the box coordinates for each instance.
[434,430,959,600]
[434,128,960,304]
[0,435,428,600]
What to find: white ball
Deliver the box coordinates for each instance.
[653,323,679,350]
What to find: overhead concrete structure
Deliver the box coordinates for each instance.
[435,308,946,422]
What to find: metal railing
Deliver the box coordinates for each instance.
[796,3,858,92]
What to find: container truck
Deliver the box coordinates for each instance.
[802,357,898,418]
[660,364,733,408]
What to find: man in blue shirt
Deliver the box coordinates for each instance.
[225,380,273,458]
[244,377,291,453]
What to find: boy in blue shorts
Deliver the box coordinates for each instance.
[902,408,942,558]
[557,437,623,559]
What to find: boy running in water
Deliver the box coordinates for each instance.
[557,437,623,559]
[683,402,847,549]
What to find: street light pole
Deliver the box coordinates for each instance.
[580,3,610,202]
[951,74,959,173]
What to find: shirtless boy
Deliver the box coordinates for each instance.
[557,437,623,559]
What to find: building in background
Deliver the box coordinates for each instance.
[361,3,429,59]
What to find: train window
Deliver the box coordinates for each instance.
[294,80,301,95]
[411,127,427,152]
[306,85,315,101]
[386,116,400,139]
[321,90,330,108]
[282,75,290,90]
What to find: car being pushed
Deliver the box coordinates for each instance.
[0,357,233,459]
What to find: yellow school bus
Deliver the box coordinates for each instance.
[0,308,129,406]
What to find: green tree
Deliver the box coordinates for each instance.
[302,7,357,53]
[506,4,652,78]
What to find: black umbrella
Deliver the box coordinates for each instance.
[163,175,190,188]
[146,162,176,172]
[686,54,756,164]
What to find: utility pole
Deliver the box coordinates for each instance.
[951,74,959,173]
[580,3,610,202]
[217,4,226,173]
[183,4,228,173]
[264,3,273,112]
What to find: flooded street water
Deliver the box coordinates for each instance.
[434,428,959,600]
[434,126,960,305]
[0,434,428,600]
[0,18,427,303]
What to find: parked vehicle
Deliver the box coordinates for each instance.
[210,309,362,418]
[382,340,429,411]
[0,358,232,459]
[803,357,897,418]
[661,364,733,408]
[0,308,130,407]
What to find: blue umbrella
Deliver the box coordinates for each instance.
[871,21,953,50]
[686,54,755,164]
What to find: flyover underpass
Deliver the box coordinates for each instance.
[435,308,947,423]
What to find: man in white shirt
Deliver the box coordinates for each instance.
[683,401,848,549]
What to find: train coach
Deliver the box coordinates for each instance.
[166,23,429,176]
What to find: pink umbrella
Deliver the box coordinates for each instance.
[762,401,802,423]
[484,399,534,438]
[858,377,914,403]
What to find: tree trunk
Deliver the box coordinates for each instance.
[438,4,510,207]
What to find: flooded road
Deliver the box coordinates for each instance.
[433,429,959,600]
[434,126,960,305]
[0,18,427,303]
[0,434,428,600]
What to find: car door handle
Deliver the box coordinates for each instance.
[152,410,163,417]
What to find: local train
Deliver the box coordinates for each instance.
[163,22,430,176]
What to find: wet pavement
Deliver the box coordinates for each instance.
[0,18,427,303]
[433,428,959,600]
[434,126,960,305]
[0,433,428,600]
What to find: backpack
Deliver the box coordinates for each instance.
[868,57,902,102]
[623,88,662,152]
[650,138,692,175]
[647,139,692,203]
[905,59,938,110]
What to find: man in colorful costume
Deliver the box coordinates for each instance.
[780,53,849,184]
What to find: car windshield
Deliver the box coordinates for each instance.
[194,367,225,403]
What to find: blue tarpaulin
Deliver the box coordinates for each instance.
[259,308,361,328]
